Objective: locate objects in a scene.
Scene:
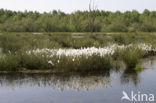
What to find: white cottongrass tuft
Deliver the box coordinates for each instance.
[26,43,156,57]
[25,43,156,65]
[48,60,54,66]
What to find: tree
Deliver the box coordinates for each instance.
[0,9,156,32]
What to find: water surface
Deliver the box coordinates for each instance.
[0,58,156,103]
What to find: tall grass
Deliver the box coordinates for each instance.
[0,54,20,71]
[121,49,141,68]
[19,52,53,70]
[0,48,145,72]
[0,52,113,73]
[54,54,112,73]
[113,47,144,68]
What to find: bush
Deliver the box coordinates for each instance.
[106,17,128,32]
[140,18,156,32]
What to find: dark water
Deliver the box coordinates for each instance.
[0,58,156,103]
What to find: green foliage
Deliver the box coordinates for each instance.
[0,32,156,52]
[1,9,156,32]
[140,18,156,32]
[105,17,128,32]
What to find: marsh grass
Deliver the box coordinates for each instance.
[0,32,156,53]
[0,32,156,72]
[0,51,113,73]
[54,54,112,73]
[112,47,145,69]
[19,52,52,70]
[0,54,20,71]
[0,47,154,72]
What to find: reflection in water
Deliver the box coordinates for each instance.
[120,69,141,86]
[0,58,156,103]
[142,57,156,69]
[0,74,110,91]
[0,57,156,91]
[120,57,156,86]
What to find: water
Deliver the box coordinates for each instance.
[0,58,156,103]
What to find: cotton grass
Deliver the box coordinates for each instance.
[0,43,156,71]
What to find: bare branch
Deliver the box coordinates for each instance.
[88,0,98,33]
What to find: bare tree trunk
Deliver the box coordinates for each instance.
[89,0,97,33]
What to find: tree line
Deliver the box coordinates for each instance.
[0,9,156,32]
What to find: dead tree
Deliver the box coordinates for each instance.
[89,0,97,33]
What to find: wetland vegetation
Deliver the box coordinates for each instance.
[0,9,156,73]
[0,32,156,72]
[0,8,156,103]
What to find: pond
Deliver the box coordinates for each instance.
[0,58,156,103]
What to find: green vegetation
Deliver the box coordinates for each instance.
[0,54,20,71]
[0,32,156,53]
[0,32,156,72]
[134,65,145,71]
[1,9,156,32]
[0,47,150,72]
[0,52,113,72]
[54,54,112,73]
[113,48,143,68]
